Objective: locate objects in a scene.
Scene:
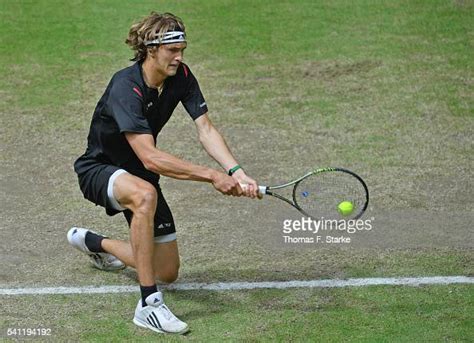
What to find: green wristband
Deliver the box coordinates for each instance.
[228,165,242,176]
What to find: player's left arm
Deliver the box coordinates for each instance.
[195,113,259,198]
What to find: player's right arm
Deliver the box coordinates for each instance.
[125,132,243,196]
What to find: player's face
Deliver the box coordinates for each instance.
[153,43,187,77]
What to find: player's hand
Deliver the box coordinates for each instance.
[232,169,261,199]
[211,171,243,196]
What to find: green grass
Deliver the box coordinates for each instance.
[2,0,472,117]
[2,285,473,342]
[1,0,473,341]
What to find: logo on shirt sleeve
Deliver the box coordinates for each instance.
[133,87,143,97]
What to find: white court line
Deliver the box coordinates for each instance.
[1,276,472,295]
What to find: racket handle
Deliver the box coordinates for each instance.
[239,183,268,196]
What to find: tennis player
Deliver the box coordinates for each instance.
[67,12,259,335]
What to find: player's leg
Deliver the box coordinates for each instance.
[152,240,180,283]
[148,186,181,284]
[101,239,180,283]
[68,165,129,271]
[70,166,187,334]
[111,172,158,286]
[106,174,180,283]
[130,238,186,334]
[69,165,180,284]
[107,172,188,334]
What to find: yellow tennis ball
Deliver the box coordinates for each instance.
[338,201,354,216]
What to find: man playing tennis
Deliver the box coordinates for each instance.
[67,12,259,335]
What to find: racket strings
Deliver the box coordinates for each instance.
[294,172,367,220]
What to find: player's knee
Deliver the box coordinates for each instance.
[156,264,180,284]
[157,269,179,284]
[133,184,157,214]
[160,273,178,284]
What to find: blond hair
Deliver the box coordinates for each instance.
[125,12,186,62]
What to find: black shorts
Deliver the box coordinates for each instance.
[74,159,176,239]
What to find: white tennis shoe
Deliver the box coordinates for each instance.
[133,291,189,334]
[67,227,125,271]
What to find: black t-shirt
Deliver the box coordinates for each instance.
[74,62,208,182]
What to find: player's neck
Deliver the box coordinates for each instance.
[142,59,166,89]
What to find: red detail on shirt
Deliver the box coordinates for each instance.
[133,87,143,97]
[183,64,189,77]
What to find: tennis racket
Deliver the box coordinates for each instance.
[249,167,369,220]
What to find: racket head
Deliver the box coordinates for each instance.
[292,168,369,220]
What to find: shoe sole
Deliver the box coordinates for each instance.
[133,317,189,335]
[89,253,126,271]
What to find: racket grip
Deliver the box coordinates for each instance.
[239,183,268,196]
